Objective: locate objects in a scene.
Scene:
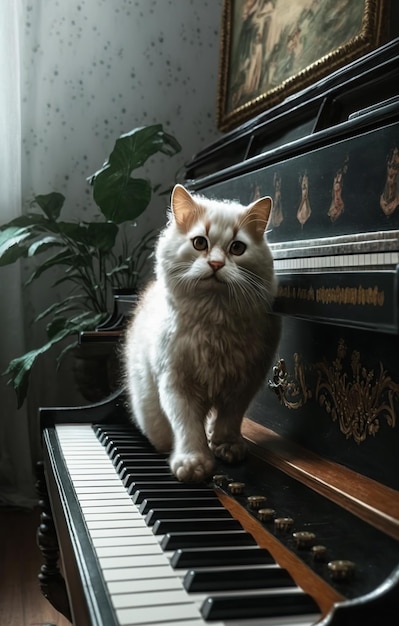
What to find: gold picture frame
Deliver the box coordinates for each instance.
[217,0,389,131]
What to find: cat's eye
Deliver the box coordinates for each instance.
[230,240,246,256]
[192,236,208,251]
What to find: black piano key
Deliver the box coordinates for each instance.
[161,530,257,551]
[119,465,173,480]
[183,566,295,592]
[123,472,177,485]
[109,445,151,460]
[146,507,232,526]
[140,497,219,515]
[114,451,166,464]
[132,488,216,505]
[171,546,274,569]
[124,477,180,491]
[116,458,169,471]
[125,478,208,494]
[200,591,319,621]
[152,518,242,535]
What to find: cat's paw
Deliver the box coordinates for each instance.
[210,439,247,464]
[170,451,214,482]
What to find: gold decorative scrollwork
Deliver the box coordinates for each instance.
[269,354,312,409]
[315,339,399,444]
[269,339,399,443]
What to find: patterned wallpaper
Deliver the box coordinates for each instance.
[19,0,223,408]
[21,0,222,223]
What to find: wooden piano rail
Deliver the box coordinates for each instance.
[242,419,399,542]
[217,489,344,619]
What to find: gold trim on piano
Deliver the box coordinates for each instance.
[269,340,399,443]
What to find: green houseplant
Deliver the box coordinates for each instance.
[0,124,181,407]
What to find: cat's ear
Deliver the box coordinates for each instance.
[243,196,273,241]
[171,184,202,233]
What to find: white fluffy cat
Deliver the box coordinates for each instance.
[123,184,281,482]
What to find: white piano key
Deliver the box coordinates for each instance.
[99,553,169,569]
[102,564,178,582]
[76,491,132,501]
[107,577,183,594]
[116,601,203,625]
[84,511,142,521]
[89,526,154,538]
[91,534,161,548]
[85,519,149,530]
[113,589,199,609]
[82,504,138,514]
[96,543,164,558]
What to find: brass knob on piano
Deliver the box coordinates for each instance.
[312,544,328,562]
[228,481,245,494]
[292,531,316,549]
[274,517,294,532]
[327,560,356,581]
[258,508,276,522]
[247,495,267,510]
[213,474,226,486]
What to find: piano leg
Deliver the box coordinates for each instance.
[36,461,72,622]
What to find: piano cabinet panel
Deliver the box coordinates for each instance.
[248,316,399,493]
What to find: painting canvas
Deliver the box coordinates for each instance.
[218,0,388,131]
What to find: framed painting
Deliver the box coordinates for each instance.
[217,0,389,131]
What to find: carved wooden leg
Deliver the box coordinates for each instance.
[36,461,72,622]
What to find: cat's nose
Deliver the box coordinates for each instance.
[208,260,225,272]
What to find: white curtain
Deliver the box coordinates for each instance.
[0,0,36,507]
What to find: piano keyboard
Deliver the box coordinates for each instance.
[270,232,399,273]
[55,423,321,626]
[273,250,399,272]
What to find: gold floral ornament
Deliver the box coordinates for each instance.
[315,339,399,444]
[269,355,312,409]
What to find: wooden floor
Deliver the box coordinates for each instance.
[0,507,71,626]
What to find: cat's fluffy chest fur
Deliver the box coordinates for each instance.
[123,184,281,482]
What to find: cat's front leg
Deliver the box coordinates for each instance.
[159,377,214,482]
[208,402,247,464]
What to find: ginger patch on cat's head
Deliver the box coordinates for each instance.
[238,197,272,242]
[171,184,206,233]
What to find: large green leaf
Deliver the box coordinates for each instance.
[28,236,63,257]
[93,176,152,224]
[0,227,35,265]
[34,192,65,220]
[0,213,48,231]
[90,125,181,224]
[4,310,107,407]
[4,328,73,408]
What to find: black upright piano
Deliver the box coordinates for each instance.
[37,39,399,626]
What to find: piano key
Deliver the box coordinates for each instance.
[200,590,319,621]
[152,518,243,535]
[120,465,174,479]
[183,566,296,592]
[171,546,275,569]
[122,471,179,484]
[115,458,169,468]
[116,602,206,626]
[140,498,220,515]
[146,508,232,526]
[132,488,217,505]
[161,530,257,551]
[125,478,206,492]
